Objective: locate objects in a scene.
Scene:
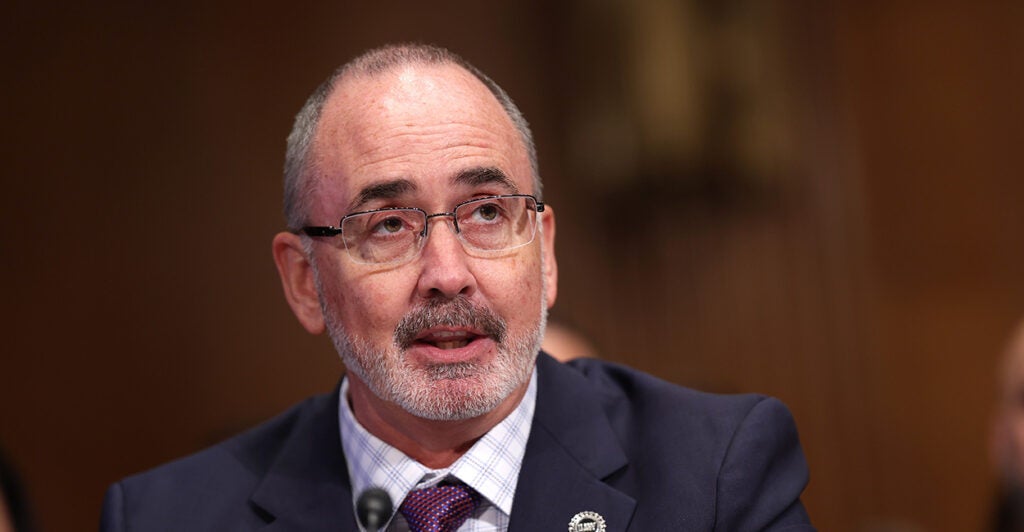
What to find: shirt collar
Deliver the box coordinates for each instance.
[339,369,537,519]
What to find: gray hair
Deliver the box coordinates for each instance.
[283,43,540,230]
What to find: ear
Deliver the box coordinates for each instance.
[272,232,325,334]
[540,205,558,309]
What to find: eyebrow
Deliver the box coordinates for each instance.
[349,179,418,211]
[346,167,519,213]
[453,167,519,193]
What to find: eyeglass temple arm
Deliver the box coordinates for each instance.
[300,226,342,237]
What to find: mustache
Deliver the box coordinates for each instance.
[394,296,507,349]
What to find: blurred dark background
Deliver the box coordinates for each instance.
[2,1,1022,530]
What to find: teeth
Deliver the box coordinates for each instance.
[433,330,467,339]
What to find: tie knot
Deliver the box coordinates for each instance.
[398,481,482,532]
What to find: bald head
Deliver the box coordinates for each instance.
[283,44,539,230]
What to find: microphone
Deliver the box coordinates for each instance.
[356,487,394,532]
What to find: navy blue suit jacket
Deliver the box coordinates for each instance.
[101,354,815,530]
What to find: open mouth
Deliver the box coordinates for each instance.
[414,329,482,350]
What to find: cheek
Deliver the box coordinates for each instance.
[322,263,417,341]
[476,254,544,323]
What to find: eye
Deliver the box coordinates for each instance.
[377,216,405,233]
[475,203,500,221]
[354,210,420,238]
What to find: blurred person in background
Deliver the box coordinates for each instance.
[992,320,1024,530]
[0,447,35,532]
[540,322,599,362]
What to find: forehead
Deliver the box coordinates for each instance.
[308,63,532,210]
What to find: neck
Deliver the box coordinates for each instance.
[346,376,528,469]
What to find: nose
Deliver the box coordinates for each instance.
[414,215,477,300]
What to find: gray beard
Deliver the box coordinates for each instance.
[314,268,547,421]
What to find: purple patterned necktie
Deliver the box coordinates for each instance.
[398,481,482,532]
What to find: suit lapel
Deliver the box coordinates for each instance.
[509,355,636,532]
[249,388,359,531]
[245,357,637,531]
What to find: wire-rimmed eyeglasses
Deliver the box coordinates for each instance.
[300,194,545,266]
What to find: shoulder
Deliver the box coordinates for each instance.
[129,394,323,486]
[561,356,776,431]
[539,355,794,465]
[101,393,334,531]
[546,355,813,529]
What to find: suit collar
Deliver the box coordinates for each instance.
[246,354,637,531]
[249,387,358,531]
[509,354,636,531]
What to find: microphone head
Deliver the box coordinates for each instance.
[356,487,394,531]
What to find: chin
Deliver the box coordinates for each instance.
[389,364,524,421]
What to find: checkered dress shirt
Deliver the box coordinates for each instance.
[339,370,537,532]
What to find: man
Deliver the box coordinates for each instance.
[101,44,815,531]
[991,320,1024,530]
